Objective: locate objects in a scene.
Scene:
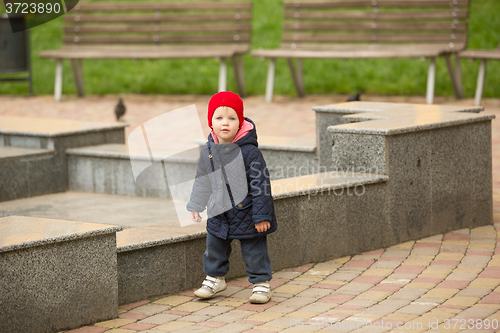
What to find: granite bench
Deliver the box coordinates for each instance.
[113,97,494,304]
[0,146,55,201]
[0,171,389,305]
[66,141,317,201]
[0,116,126,202]
[115,171,388,304]
[0,101,494,309]
[0,216,121,333]
[313,101,493,241]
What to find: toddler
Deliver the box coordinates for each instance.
[187,91,277,304]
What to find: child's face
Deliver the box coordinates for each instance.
[211,106,240,144]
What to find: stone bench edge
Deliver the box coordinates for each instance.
[0,124,127,138]
[117,174,388,252]
[0,224,123,254]
[327,114,495,135]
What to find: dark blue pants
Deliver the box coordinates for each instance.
[204,232,272,283]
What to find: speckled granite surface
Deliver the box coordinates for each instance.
[0,215,121,253]
[0,216,120,332]
[0,115,127,137]
[1,94,500,331]
[316,102,493,135]
[0,120,126,202]
[314,101,494,246]
[67,143,199,163]
[0,192,180,229]
[117,223,207,252]
[271,171,388,200]
[0,146,54,159]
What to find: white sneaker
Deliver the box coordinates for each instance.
[249,280,272,304]
[194,276,227,299]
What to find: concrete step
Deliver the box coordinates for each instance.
[67,143,199,199]
[0,115,127,202]
[66,142,319,200]
[0,146,58,201]
[0,216,121,333]
[0,191,182,229]
[194,139,319,181]
[0,115,126,150]
[0,170,391,304]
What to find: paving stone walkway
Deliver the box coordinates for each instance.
[1,94,500,333]
[66,225,500,333]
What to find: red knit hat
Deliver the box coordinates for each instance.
[208,91,244,129]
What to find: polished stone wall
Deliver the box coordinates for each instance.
[313,108,359,171]
[66,143,317,201]
[0,216,121,333]
[385,121,493,242]
[0,147,59,202]
[319,102,494,244]
[116,173,389,304]
[0,126,125,202]
[1,103,494,315]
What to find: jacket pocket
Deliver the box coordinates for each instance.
[233,196,253,211]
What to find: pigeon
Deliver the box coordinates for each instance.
[347,91,362,102]
[115,97,126,121]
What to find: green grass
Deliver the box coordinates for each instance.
[1,0,499,97]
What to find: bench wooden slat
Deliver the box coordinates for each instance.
[41,44,250,59]
[459,50,500,60]
[283,22,467,32]
[284,10,468,20]
[63,35,251,44]
[65,12,252,23]
[278,42,456,51]
[56,44,250,52]
[284,0,469,8]
[283,33,466,43]
[41,49,242,59]
[74,2,252,11]
[253,44,455,59]
[64,24,251,34]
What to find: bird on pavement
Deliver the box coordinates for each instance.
[115,97,126,121]
[347,91,362,102]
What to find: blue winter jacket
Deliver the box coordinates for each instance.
[187,118,277,240]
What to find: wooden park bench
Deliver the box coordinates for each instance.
[459,42,500,106]
[40,1,251,101]
[251,0,469,103]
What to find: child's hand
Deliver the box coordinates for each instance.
[191,211,202,223]
[255,221,270,233]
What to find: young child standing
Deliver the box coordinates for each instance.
[187,91,277,304]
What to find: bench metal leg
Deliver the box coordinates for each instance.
[26,29,33,97]
[55,59,63,102]
[232,54,246,97]
[265,58,276,103]
[218,57,227,92]
[455,54,464,99]
[70,59,85,97]
[287,58,305,97]
[475,59,487,106]
[426,57,436,104]
[444,54,463,99]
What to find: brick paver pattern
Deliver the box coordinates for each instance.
[67,225,500,333]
